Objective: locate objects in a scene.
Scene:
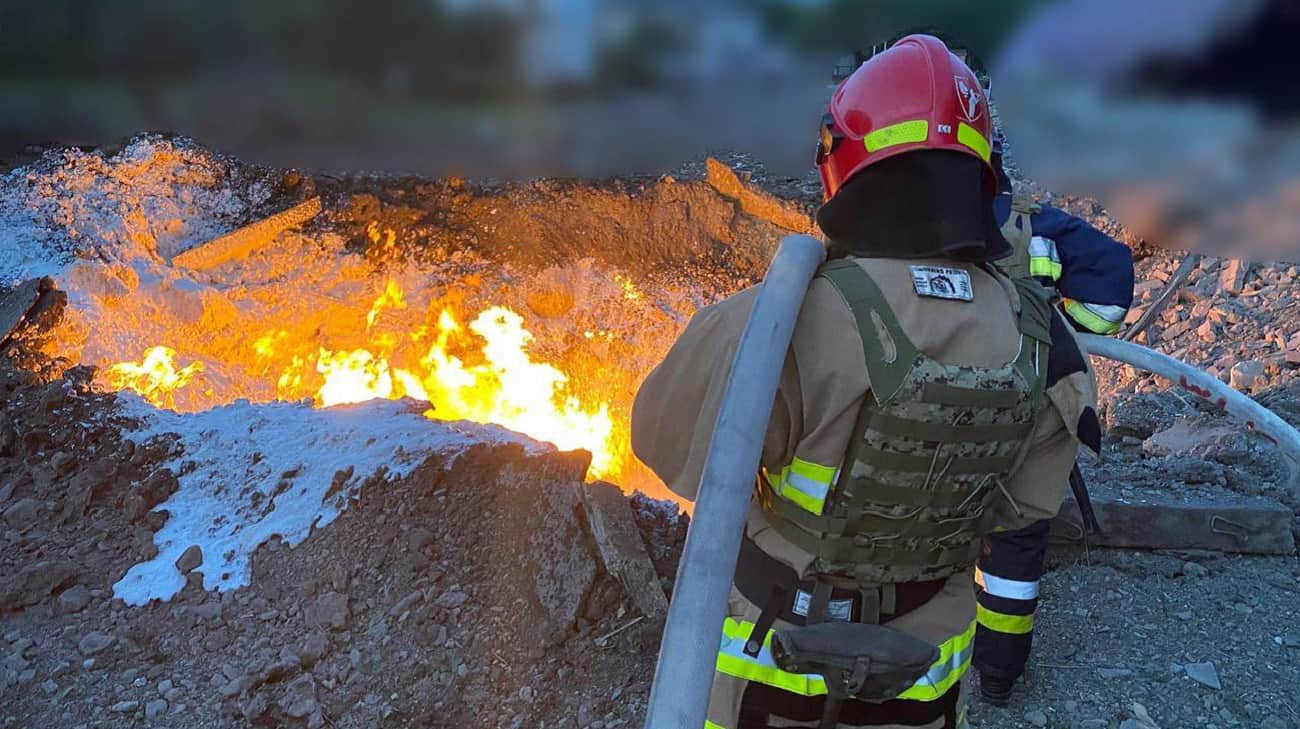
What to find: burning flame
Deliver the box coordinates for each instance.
[106,282,619,479]
[105,346,206,411]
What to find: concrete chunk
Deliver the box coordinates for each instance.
[1051,485,1295,555]
[172,197,322,271]
[0,277,45,345]
[581,482,669,619]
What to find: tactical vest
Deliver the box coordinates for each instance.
[998,194,1041,280]
[758,260,1053,584]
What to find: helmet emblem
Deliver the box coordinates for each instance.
[954,76,983,123]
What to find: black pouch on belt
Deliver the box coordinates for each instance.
[770,622,940,729]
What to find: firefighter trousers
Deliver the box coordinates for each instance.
[973,519,1050,682]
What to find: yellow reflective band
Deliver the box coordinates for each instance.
[718,618,828,696]
[977,604,1034,635]
[896,620,976,701]
[864,120,929,153]
[1028,257,1063,280]
[1063,298,1123,335]
[705,722,727,729]
[765,457,836,516]
[717,618,976,703]
[957,123,991,162]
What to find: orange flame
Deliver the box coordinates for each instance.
[105,346,205,411]
[106,283,619,479]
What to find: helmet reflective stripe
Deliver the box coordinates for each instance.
[975,568,1041,600]
[716,618,976,702]
[1063,299,1126,335]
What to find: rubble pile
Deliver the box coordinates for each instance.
[0,137,1298,729]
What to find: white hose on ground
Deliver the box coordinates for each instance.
[643,235,827,729]
[1078,333,1300,475]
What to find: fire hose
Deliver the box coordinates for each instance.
[1077,334,1300,472]
[643,234,827,729]
[643,246,1300,729]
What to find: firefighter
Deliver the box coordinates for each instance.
[974,129,1135,705]
[631,35,1100,729]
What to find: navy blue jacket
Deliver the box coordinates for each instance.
[993,192,1135,334]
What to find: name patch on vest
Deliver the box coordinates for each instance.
[910,266,973,301]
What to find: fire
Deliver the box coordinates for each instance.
[106,283,619,479]
[105,346,206,411]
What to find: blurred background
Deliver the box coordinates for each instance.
[3,0,1298,258]
[0,0,1044,178]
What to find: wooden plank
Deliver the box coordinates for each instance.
[580,482,669,619]
[1051,485,1295,555]
[172,196,322,271]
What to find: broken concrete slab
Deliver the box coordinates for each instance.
[1051,486,1295,555]
[171,197,322,271]
[1219,259,1249,294]
[1142,419,1238,457]
[581,482,669,619]
[0,277,47,345]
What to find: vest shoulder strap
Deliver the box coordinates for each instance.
[819,260,921,405]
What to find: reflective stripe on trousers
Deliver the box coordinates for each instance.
[717,618,977,702]
[763,457,839,515]
[974,520,1049,679]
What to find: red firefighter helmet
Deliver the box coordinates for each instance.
[817,34,996,201]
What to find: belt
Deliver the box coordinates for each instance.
[734,534,947,657]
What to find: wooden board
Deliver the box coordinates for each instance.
[172,197,322,271]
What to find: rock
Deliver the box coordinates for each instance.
[1161,320,1191,341]
[1260,716,1289,729]
[144,699,168,720]
[51,661,70,677]
[1099,667,1133,679]
[433,589,468,610]
[389,589,424,617]
[0,559,78,610]
[239,691,270,721]
[1229,360,1266,390]
[174,545,203,574]
[77,632,115,657]
[307,592,349,630]
[406,527,435,551]
[57,584,91,614]
[1182,562,1209,578]
[277,673,319,719]
[1025,709,1049,727]
[40,679,57,695]
[190,601,222,622]
[110,700,139,713]
[1219,259,1248,293]
[2,497,41,526]
[1185,661,1222,689]
[299,631,328,668]
[1141,420,1235,457]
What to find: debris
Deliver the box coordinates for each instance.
[1141,420,1236,457]
[594,616,646,648]
[174,545,203,574]
[1219,259,1249,294]
[2,497,41,527]
[77,632,115,657]
[1184,661,1222,690]
[705,158,813,233]
[57,584,91,614]
[1123,255,1201,342]
[0,559,78,611]
[109,700,140,713]
[1024,709,1049,727]
[307,591,349,630]
[580,482,669,619]
[0,277,45,345]
[1229,360,1266,391]
[1052,486,1295,555]
[171,196,322,271]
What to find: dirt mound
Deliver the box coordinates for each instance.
[0,349,680,728]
